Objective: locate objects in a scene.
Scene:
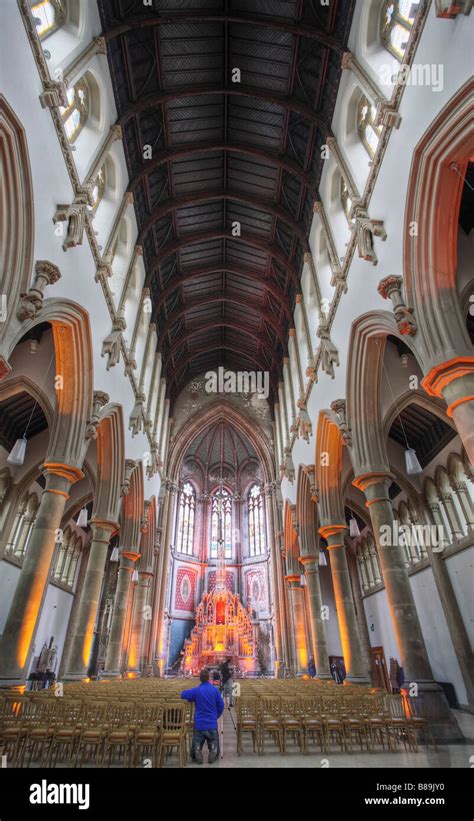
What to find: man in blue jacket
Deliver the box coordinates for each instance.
[181,668,225,764]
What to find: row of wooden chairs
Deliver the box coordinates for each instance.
[235,693,435,756]
[0,695,191,768]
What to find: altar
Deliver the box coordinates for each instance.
[182,587,259,674]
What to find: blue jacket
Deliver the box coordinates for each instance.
[181,682,225,730]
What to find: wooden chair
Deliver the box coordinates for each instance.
[156,703,186,768]
[385,694,418,753]
[236,697,258,755]
[301,697,326,755]
[258,697,282,755]
[279,697,303,754]
[321,697,346,753]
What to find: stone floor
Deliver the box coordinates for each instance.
[185,707,474,769]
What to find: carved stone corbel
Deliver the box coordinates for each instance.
[280,448,295,482]
[375,100,402,129]
[146,443,162,479]
[378,275,417,336]
[352,205,387,265]
[330,399,352,447]
[95,263,113,284]
[129,393,146,437]
[17,260,61,321]
[101,316,127,370]
[86,391,110,440]
[297,397,312,442]
[303,464,318,502]
[121,459,137,496]
[39,80,69,109]
[317,322,339,378]
[53,191,90,250]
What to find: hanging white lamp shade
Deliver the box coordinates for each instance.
[7,437,27,466]
[77,507,89,528]
[318,550,327,567]
[349,516,361,538]
[132,569,139,582]
[405,447,423,476]
[110,547,119,562]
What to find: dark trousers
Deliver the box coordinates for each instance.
[191,728,220,758]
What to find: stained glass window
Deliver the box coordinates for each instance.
[248,484,266,556]
[210,489,232,558]
[59,79,88,143]
[176,482,195,555]
[381,0,418,61]
[32,0,66,40]
[358,96,382,157]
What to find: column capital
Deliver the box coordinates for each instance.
[298,555,319,571]
[352,471,394,495]
[42,462,84,487]
[318,524,347,544]
[422,356,474,408]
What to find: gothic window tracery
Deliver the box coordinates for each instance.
[176,482,195,556]
[248,484,266,557]
[210,488,232,559]
[59,78,88,143]
[358,96,382,157]
[381,0,418,61]
[32,0,66,40]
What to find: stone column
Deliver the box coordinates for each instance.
[423,364,474,465]
[63,520,116,681]
[0,463,83,688]
[264,486,284,671]
[299,556,331,678]
[353,473,463,740]
[319,525,370,684]
[102,551,138,677]
[286,576,307,675]
[127,571,153,674]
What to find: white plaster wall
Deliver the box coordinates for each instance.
[0,561,21,634]
[445,547,474,652]
[27,583,75,676]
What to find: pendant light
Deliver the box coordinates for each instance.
[76,507,89,528]
[7,350,55,468]
[405,447,423,476]
[381,347,423,479]
[318,550,327,567]
[132,569,139,582]
[7,437,28,466]
[110,547,119,562]
[349,516,361,538]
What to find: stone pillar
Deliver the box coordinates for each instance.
[0,463,83,688]
[63,520,116,681]
[264,486,284,672]
[353,473,463,740]
[102,551,137,677]
[422,362,474,465]
[299,556,331,678]
[127,571,153,674]
[319,525,370,684]
[286,576,308,675]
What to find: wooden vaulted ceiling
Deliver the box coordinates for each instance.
[99,0,355,406]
